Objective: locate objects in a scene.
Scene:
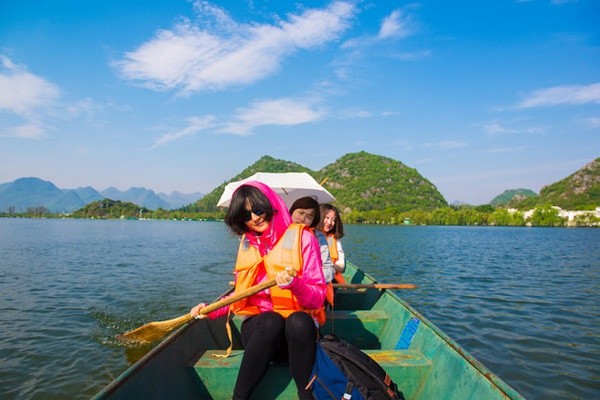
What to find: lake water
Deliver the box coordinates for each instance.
[0,219,598,399]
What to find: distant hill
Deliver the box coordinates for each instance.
[496,158,600,210]
[72,198,147,219]
[535,157,600,209]
[100,187,203,210]
[184,155,312,213]
[158,191,203,209]
[100,187,169,210]
[0,177,92,213]
[72,186,106,204]
[316,152,447,212]
[3,155,597,215]
[489,188,537,206]
[186,152,447,213]
[0,178,203,213]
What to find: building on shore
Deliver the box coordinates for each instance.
[509,206,600,227]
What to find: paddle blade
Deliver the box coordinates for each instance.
[116,278,278,346]
[117,313,192,345]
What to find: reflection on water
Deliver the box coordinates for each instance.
[0,219,598,399]
[344,225,600,400]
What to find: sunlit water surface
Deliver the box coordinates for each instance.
[0,219,598,399]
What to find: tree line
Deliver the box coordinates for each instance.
[2,201,598,227]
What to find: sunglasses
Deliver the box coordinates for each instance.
[243,207,266,222]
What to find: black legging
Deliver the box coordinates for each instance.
[233,311,317,400]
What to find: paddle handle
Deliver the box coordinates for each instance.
[332,283,417,290]
[159,282,258,326]
[196,277,278,316]
[226,281,417,290]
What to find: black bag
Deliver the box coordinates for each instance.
[308,334,405,400]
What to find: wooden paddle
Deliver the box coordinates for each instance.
[332,283,417,290]
[225,281,417,290]
[117,277,278,345]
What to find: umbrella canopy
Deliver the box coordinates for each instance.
[217,172,335,208]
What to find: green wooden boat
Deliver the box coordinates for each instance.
[94,262,524,399]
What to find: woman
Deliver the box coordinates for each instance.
[289,196,335,283]
[317,203,345,283]
[190,182,326,400]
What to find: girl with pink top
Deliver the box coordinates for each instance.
[190,181,326,400]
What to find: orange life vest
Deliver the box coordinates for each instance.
[230,223,325,324]
[325,234,346,284]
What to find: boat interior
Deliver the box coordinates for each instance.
[193,287,429,399]
[95,263,521,400]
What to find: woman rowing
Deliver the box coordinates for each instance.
[190,182,326,400]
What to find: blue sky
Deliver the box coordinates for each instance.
[1,0,598,204]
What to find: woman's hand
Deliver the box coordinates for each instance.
[190,302,207,319]
[276,267,295,288]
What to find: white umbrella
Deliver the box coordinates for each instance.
[217,172,335,208]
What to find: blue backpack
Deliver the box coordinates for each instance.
[308,334,405,400]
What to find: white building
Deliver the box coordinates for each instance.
[509,206,600,226]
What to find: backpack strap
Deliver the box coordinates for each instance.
[343,381,355,399]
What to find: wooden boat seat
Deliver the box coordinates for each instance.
[320,309,389,349]
[191,306,433,397]
[230,309,390,349]
[192,348,432,399]
[331,287,385,310]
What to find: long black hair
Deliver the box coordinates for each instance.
[224,185,274,235]
[317,203,344,239]
[289,196,320,229]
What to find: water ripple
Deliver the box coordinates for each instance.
[1,221,599,399]
[345,225,600,400]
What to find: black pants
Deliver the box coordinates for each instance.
[233,311,317,400]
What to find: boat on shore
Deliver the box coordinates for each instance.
[94,262,524,399]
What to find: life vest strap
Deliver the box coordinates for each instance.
[212,309,233,358]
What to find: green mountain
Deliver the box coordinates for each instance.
[535,157,600,210]
[316,152,447,212]
[186,152,447,213]
[72,199,148,219]
[183,156,313,213]
[489,188,537,206]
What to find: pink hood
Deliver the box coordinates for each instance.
[239,181,291,256]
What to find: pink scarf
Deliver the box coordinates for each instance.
[236,181,291,256]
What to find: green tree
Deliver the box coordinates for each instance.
[528,205,565,227]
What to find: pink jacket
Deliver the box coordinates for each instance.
[208,181,326,319]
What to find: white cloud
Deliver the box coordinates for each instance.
[65,98,99,119]
[336,108,372,119]
[149,115,216,149]
[342,8,416,49]
[221,97,324,135]
[0,56,60,115]
[390,50,431,61]
[483,120,546,136]
[517,82,600,108]
[423,140,467,149]
[583,116,600,129]
[378,10,413,39]
[2,122,47,139]
[434,160,589,185]
[115,1,356,94]
[336,108,400,119]
[484,122,516,135]
[551,0,578,5]
[486,146,529,154]
[191,0,238,31]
